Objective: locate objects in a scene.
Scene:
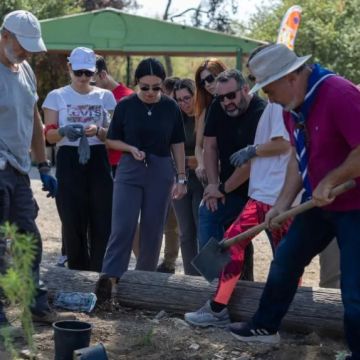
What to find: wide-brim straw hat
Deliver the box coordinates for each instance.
[248,44,312,94]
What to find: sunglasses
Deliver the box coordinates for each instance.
[216,89,241,102]
[200,74,215,87]
[73,69,95,77]
[176,95,193,103]
[139,85,162,92]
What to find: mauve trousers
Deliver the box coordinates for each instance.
[102,153,174,279]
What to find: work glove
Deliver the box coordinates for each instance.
[78,134,91,165]
[58,124,84,142]
[230,145,258,167]
[38,161,57,198]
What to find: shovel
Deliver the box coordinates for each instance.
[192,180,356,283]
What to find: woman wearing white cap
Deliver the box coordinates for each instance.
[43,47,116,272]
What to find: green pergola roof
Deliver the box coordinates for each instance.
[40,8,264,56]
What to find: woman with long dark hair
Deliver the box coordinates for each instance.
[96,58,186,301]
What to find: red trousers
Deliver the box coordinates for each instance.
[213,198,292,305]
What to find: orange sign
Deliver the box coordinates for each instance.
[277,5,302,50]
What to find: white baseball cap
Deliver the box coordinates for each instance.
[67,47,96,71]
[2,10,46,52]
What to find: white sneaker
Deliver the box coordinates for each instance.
[184,300,230,327]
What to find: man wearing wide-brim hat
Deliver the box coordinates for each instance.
[228,43,360,360]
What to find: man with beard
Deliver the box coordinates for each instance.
[228,44,360,359]
[197,69,266,281]
[0,10,64,328]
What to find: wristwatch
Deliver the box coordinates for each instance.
[37,160,51,169]
[218,182,227,195]
[177,178,188,185]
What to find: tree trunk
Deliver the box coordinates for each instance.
[163,0,173,77]
[163,56,173,77]
[42,267,344,338]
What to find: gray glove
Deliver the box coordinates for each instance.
[78,134,90,165]
[58,124,84,142]
[230,145,257,167]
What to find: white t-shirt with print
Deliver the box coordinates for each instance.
[42,85,116,147]
[248,103,290,206]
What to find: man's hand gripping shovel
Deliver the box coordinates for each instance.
[192,180,356,283]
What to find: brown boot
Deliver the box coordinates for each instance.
[95,276,116,304]
[32,309,76,324]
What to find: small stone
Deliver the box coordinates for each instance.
[171,318,190,329]
[149,318,160,324]
[212,354,225,359]
[154,310,168,320]
[19,349,37,359]
[189,343,200,351]
[302,332,321,345]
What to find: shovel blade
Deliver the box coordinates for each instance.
[191,237,231,283]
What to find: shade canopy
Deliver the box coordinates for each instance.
[40,8,264,57]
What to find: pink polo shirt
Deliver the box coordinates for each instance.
[284,75,360,211]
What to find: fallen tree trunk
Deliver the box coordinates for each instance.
[41,267,344,337]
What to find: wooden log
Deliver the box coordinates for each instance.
[41,266,344,337]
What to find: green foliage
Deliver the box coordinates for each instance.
[0,0,80,22]
[241,0,360,83]
[102,55,236,88]
[137,327,154,347]
[0,223,37,357]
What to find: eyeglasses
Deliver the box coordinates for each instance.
[139,85,162,92]
[200,74,215,87]
[73,69,95,77]
[176,95,193,104]
[216,89,241,102]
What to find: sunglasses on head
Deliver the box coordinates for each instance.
[73,69,95,77]
[200,74,215,87]
[216,89,241,102]
[176,95,193,103]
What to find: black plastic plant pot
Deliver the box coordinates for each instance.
[73,343,109,359]
[53,320,92,360]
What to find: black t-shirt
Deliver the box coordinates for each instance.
[107,93,185,157]
[204,94,266,197]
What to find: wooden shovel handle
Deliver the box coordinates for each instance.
[221,180,356,249]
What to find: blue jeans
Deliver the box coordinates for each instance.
[198,193,247,249]
[252,208,360,359]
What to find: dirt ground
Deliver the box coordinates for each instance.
[0,169,349,359]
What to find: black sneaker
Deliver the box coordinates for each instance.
[229,322,280,344]
[0,312,23,338]
[0,311,9,327]
[156,262,175,274]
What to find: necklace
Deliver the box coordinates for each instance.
[142,102,156,116]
